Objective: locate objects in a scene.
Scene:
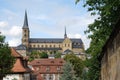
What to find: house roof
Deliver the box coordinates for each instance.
[11,48,22,58]
[29,58,65,66]
[11,48,31,73]
[15,44,26,50]
[29,59,65,74]
[29,38,83,44]
[12,58,28,73]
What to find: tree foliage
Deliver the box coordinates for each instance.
[39,52,48,58]
[54,52,61,58]
[0,34,15,79]
[64,54,84,78]
[76,0,120,80]
[29,51,48,61]
[60,62,76,80]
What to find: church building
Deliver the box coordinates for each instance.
[16,11,85,56]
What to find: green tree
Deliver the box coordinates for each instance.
[0,34,15,80]
[76,0,120,80]
[39,52,48,58]
[54,52,61,58]
[29,51,40,61]
[64,54,84,78]
[60,62,76,80]
[29,51,48,61]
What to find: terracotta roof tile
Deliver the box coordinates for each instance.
[29,58,65,66]
[29,59,65,74]
[11,48,22,57]
[12,58,28,73]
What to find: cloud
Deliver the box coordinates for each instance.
[9,26,22,37]
[0,21,8,28]
[8,38,21,47]
[0,22,22,47]
[0,0,98,49]
[2,26,22,37]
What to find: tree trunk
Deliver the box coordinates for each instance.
[0,76,3,80]
[0,75,4,80]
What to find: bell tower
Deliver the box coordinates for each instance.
[22,10,29,48]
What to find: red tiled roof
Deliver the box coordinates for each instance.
[12,58,28,73]
[29,59,65,74]
[29,58,65,66]
[11,48,31,73]
[11,48,22,57]
[37,74,43,80]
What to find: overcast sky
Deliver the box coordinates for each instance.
[0,0,97,50]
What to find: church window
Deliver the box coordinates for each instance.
[24,30,26,32]
[54,45,55,47]
[33,45,35,48]
[50,45,52,48]
[24,39,26,42]
[45,45,47,48]
[59,45,60,48]
[41,45,43,48]
[24,34,26,37]
[65,44,66,47]
[68,44,70,47]
[37,45,39,48]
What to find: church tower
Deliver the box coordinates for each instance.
[22,11,29,48]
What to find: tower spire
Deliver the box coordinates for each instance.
[23,10,29,28]
[64,26,67,38]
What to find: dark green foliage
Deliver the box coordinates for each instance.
[29,51,48,61]
[64,54,84,78]
[29,51,40,61]
[76,0,120,80]
[39,52,48,58]
[60,62,76,80]
[0,34,15,79]
[54,52,61,58]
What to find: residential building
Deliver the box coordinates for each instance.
[3,48,31,80]
[29,59,65,80]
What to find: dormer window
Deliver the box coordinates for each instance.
[51,61,54,63]
[57,66,61,71]
[46,66,50,72]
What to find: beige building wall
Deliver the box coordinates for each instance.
[62,38,72,52]
[101,27,120,80]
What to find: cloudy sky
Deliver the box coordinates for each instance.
[0,0,96,50]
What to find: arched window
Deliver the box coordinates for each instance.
[68,44,70,47]
[37,45,39,48]
[65,44,66,47]
[54,45,55,47]
[41,45,43,48]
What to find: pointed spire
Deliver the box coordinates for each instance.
[23,10,29,28]
[64,26,67,38]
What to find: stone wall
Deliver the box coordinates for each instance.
[101,19,120,80]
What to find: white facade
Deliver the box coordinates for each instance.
[3,74,30,80]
